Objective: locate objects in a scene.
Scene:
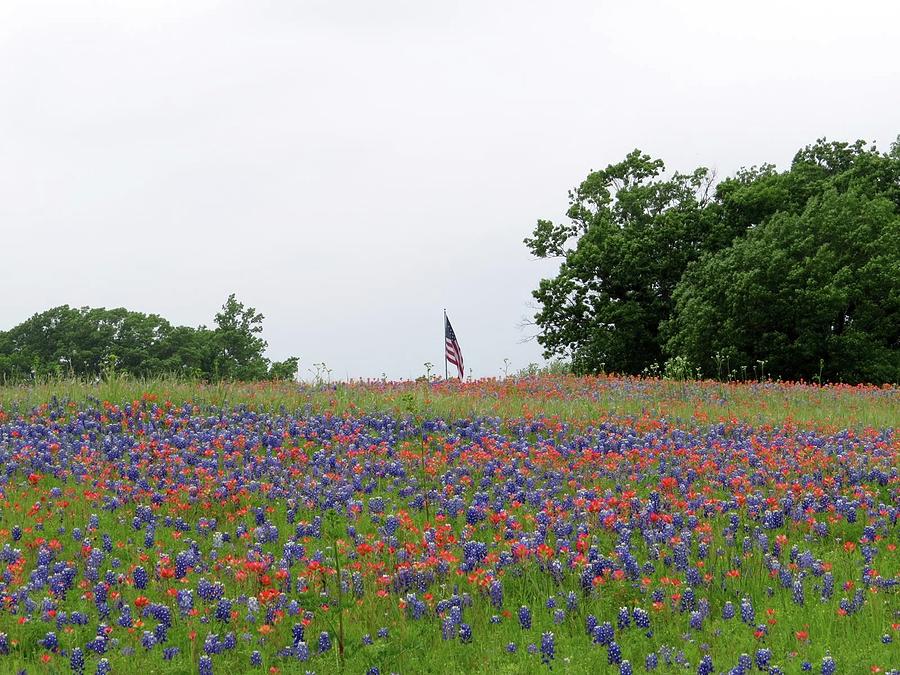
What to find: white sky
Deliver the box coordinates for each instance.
[1,0,898,379]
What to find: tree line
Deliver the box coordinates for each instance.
[0,294,299,381]
[526,138,900,385]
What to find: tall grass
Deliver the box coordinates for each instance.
[1,373,896,428]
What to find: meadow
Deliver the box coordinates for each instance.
[0,375,897,674]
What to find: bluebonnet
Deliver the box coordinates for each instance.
[215,598,232,623]
[203,634,223,655]
[296,642,310,661]
[593,622,614,646]
[292,623,305,646]
[822,572,835,599]
[608,641,622,665]
[41,631,59,651]
[632,607,650,629]
[488,579,503,609]
[441,617,456,641]
[177,589,194,615]
[689,611,703,630]
[118,605,133,628]
[540,632,554,665]
[518,605,532,630]
[70,647,85,674]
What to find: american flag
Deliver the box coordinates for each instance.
[444,312,464,379]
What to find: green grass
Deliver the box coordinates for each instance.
[1,373,897,428]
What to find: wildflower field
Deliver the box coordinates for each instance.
[0,376,897,674]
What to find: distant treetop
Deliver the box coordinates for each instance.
[0,294,299,382]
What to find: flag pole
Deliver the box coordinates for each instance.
[443,308,448,380]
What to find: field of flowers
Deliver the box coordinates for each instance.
[0,376,897,674]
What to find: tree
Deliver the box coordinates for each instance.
[525,150,739,374]
[91,308,173,377]
[665,187,900,383]
[0,294,298,382]
[0,305,108,378]
[526,137,900,384]
[268,356,300,381]
[154,325,218,379]
[212,294,270,380]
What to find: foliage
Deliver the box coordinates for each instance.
[212,293,270,380]
[525,150,737,375]
[267,356,300,381]
[527,138,900,384]
[0,295,298,382]
[666,187,900,384]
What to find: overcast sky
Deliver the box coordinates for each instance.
[1,0,898,380]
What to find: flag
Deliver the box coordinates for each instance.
[444,312,464,379]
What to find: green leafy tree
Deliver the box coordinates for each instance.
[665,186,900,383]
[0,306,98,378]
[525,150,740,374]
[0,295,299,382]
[268,356,300,381]
[155,325,218,379]
[91,308,173,377]
[0,306,180,379]
[527,137,900,384]
[212,294,270,380]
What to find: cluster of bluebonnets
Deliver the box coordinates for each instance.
[0,390,896,673]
